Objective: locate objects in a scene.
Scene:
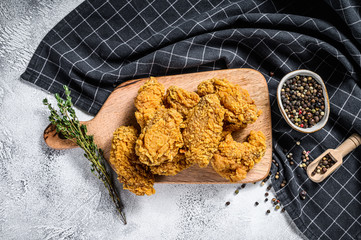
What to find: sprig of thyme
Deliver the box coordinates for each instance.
[43,85,126,224]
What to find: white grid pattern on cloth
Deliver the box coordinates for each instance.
[21,0,361,239]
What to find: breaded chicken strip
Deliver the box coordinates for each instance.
[212,131,266,182]
[135,77,165,128]
[182,94,225,168]
[149,153,192,176]
[164,86,200,118]
[135,108,184,166]
[109,126,155,196]
[197,78,261,130]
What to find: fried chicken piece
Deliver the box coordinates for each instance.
[182,94,225,168]
[109,126,155,196]
[212,130,266,182]
[149,153,192,176]
[197,78,261,130]
[164,86,200,118]
[135,77,165,128]
[135,108,184,166]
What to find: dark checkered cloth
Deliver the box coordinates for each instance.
[22,0,361,239]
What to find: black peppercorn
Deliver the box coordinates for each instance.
[300,190,307,200]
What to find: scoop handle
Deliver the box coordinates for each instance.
[335,133,361,158]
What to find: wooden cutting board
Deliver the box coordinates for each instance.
[44,68,272,183]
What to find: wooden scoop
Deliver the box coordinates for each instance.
[307,133,361,183]
[43,68,273,183]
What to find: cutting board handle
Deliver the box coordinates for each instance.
[43,123,79,149]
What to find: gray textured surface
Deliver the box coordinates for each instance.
[0,1,305,239]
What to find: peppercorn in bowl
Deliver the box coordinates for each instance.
[277,69,330,133]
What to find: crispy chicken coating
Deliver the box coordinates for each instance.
[111,77,265,195]
[164,86,200,118]
[182,94,225,168]
[109,126,155,196]
[135,108,184,166]
[197,78,261,130]
[135,77,165,128]
[211,130,266,182]
[149,153,192,176]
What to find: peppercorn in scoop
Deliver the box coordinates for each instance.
[311,154,337,176]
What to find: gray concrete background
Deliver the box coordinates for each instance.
[0,1,305,239]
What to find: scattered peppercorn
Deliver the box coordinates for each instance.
[266,210,271,214]
[255,202,259,206]
[265,192,269,197]
[266,185,272,191]
[241,184,246,188]
[265,198,268,202]
[263,176,270,182]
[281,75,325,128]
[225,201,230,206]
[300,190,307,200]
[281,208,286,213]
[300,150,311,170]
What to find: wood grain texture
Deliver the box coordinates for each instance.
[44,68,272,183]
